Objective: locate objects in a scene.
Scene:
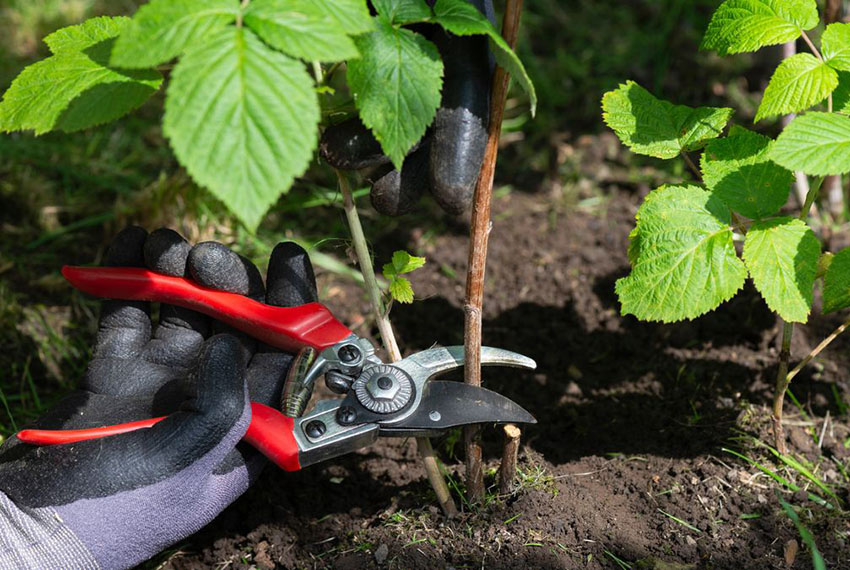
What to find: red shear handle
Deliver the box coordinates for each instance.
[62,266,352,352]
[243,403,300,471]
[17,402,302,471]
[17,417,164,444]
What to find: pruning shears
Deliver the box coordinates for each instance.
[16,266,536,471]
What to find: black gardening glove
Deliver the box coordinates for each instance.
[0,227,317,570]
[320,0,494,216]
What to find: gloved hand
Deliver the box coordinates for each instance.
[320,0,494,216]
[0,226,318,570]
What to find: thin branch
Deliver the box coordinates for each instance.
[681,151,702,181]
[338,172,401,361]
[786,316,850,383]
[781,41,814,214]
[800,176,825,221]
[824,1,843,218]
[770,177,828,453]
[236,0,250,27]
[772,320,794,455]
[800,31,823,61]
[463,0,525,506]
[336,171,457,517]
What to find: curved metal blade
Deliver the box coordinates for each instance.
[379,381,536,436]
[395,345,536,385]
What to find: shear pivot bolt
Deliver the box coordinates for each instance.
[305,420,326,438]
[338,345,361,364]
[354,365,414,414]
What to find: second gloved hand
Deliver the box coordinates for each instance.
[320,0,494,217]
[0,227,318,570]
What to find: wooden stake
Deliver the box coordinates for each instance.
[463,0,524,505]
[499,424,521,494]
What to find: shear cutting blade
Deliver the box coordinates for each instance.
[382,381,535,435]
[396,346,536,381]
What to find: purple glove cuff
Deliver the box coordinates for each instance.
[56,395,253,570]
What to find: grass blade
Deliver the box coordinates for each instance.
[776,491,827,570]
[722,448,834,509]
[0,384,19,433]
[657,508,701,533]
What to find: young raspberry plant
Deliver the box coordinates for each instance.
[602,0,850,454]
[382,250,426,306]
[0,0,535,230]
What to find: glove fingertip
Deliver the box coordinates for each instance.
[320,118,389,170]
[144,228,191,277]
[187,242,264,300]
[265,242,318,307]
[429,109,487,215]
[104,226,148,267]
[371,141,429,217]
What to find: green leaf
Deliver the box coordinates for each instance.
[372,0,432,24]
[832,71,850,113]
[348,18,443,169]
[771,112,850,176]
[244,0,360,62]
[0,17,162,134]
[823,23,850,72]
[110,0,238,68]
[44,16,130,53]
[383,251,425,302]
[823,248,850,313]
[616,184,747,322]
[316,0,373,34]
[701,0,818,55]
[432,0,537,115]
[743,217,819,322]
[384,250,426,277]
[602,81,732,159]
[162,27,319,230]
[818,251,834,279]
[389,276,415,303]
[701,128,792,219]
[755,53,837,122]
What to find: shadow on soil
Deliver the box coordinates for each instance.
[389,278,792,467]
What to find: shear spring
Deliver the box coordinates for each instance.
[281,347,318,417]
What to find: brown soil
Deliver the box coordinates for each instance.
[161,141,850,570]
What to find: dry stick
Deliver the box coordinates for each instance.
[499,424,521,494]
[337,171,458,517]
[772,177,824,454]
[463,0,525,505]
